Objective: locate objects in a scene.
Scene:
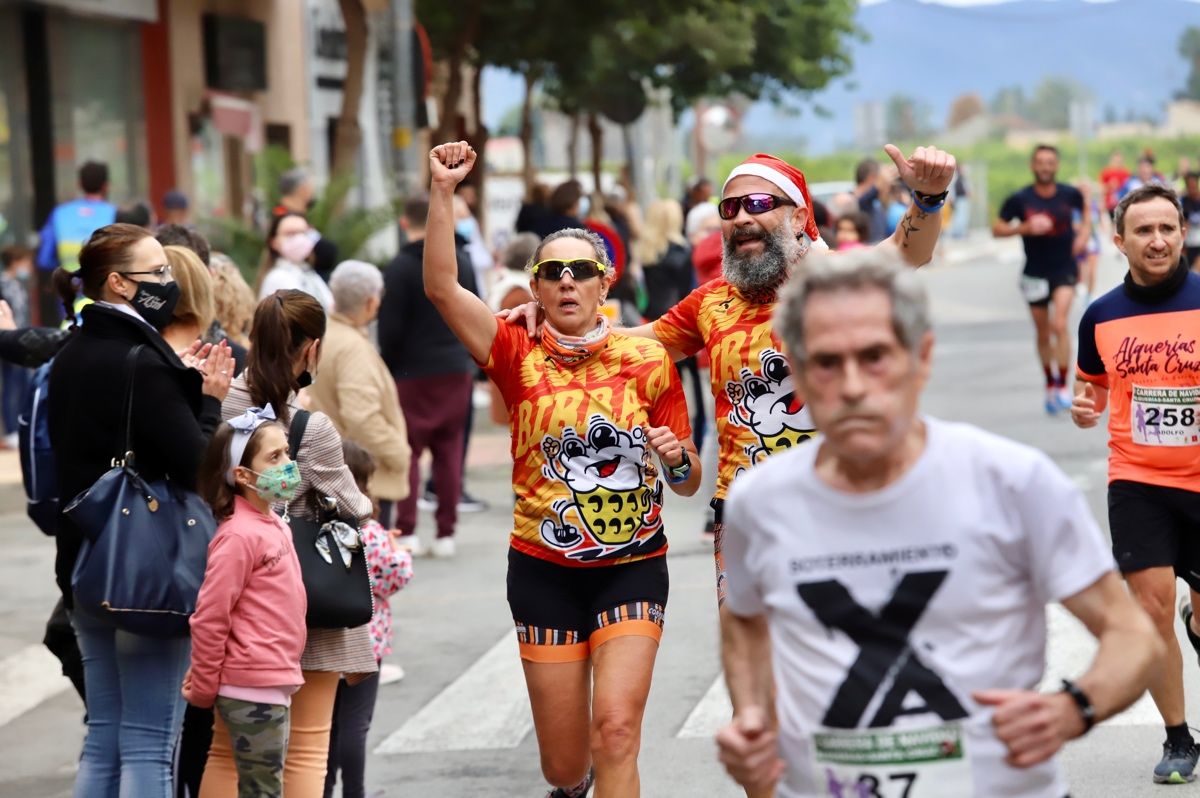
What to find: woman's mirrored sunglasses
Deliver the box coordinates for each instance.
[530,258,607,281]
[717,193,795,221]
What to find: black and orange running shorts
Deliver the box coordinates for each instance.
[506,548,668,663]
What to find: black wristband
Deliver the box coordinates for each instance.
[912,189,949,207]
[1060,678,1095,735]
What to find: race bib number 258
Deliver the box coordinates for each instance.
[812,723,971,798]
[1131,384,1200,447]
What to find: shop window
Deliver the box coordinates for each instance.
[46,13,148,206]
[0,7,34,245]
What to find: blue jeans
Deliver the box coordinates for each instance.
[71,608,190,798]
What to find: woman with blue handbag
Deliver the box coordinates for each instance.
[47,223,234,798]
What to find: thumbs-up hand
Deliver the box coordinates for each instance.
[1071,382,1101,428]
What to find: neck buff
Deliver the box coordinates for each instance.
[1123,257,1188,303]
[541,315,611,366]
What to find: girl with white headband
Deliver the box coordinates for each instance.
[184,405,307,798]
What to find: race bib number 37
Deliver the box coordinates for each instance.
[812,723,971,798]
[1131,384,1200,447]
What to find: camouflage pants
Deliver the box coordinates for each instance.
[215,697,290,798]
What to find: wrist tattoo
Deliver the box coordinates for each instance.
[897,206,930,249]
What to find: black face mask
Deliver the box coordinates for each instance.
[129,280,181,331]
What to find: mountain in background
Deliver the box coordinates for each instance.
[743,0,1200,153]
[480,0,1200,156]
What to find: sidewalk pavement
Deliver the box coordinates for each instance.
[0,449,24,517]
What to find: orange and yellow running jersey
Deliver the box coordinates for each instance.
[483,322,691,567]
[653,278,816,500]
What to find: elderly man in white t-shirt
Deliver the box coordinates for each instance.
[715,249,1163,798]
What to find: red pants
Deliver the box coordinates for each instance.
[395,372,472,538]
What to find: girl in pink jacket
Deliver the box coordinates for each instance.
[184,406,307,798]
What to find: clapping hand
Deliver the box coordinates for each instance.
[182,340,234,401]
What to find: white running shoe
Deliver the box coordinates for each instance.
[393,534,425,557]
[431,537,457,559]
[379,663,405,685]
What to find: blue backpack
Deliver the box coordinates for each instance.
[18,360,57,536]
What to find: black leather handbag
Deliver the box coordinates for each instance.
[286,409,374,629]
[65,345,217,637]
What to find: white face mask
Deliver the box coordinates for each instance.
[578,196,591,218]
[279,231,317,264]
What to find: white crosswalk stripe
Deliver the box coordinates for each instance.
[0,644,71,727]
[374,633,533,754]
[677,675,731,739]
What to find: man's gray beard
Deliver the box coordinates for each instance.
[722,216,804,296]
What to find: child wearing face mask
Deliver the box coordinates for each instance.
[186,405,307,798]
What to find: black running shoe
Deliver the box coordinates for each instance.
[546,768,595,798]
[1153,737,1199,784]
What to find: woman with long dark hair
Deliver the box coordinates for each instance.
[203,289,374,798]
[48,223,232,797]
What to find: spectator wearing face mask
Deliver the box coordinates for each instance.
[256,212,334,311]
[275,168,340,282]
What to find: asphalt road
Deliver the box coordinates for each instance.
[1,234,1196,797]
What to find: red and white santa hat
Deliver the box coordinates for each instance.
[723,153,828,249]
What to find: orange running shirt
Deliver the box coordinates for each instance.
[484,322,691,567]
[652,278,816,500]
[1077,271,1200,490]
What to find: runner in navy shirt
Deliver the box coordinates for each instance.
[994,144,1088,415]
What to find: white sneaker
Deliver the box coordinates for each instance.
[431,537,457,559]
[393,534,425,557]
[379,663,405,685]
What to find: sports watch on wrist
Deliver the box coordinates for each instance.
[665,451,692,484]
[1059,678,1095,735]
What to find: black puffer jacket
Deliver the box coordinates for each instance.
[47,304,221,607]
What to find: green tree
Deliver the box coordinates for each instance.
[1180,26,1200,100]
[1026,76,1090,130]
[885,94,931,142]
[989,85,1027,119]
[417,0,860,193]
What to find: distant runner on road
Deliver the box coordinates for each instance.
[994,144,1089,416]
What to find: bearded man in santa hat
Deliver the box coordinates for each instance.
[660,145,955,590]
